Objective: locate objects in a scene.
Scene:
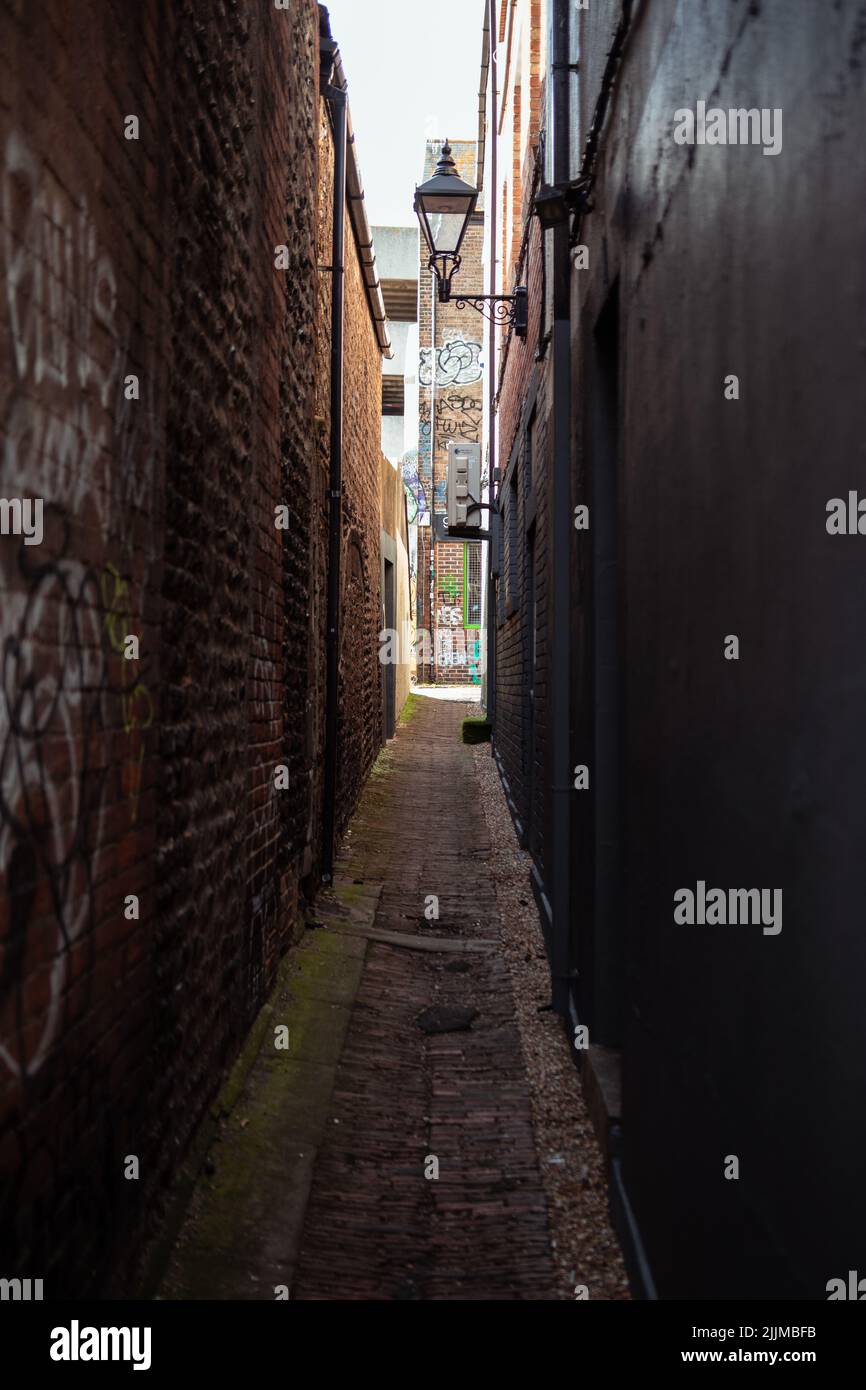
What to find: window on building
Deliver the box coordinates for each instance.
[382,376,405,416]
[464,543,482,628]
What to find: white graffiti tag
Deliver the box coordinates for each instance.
[419,337,483,388]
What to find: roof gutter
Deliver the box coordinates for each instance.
[320,7,392,360]
[476,4,490,190]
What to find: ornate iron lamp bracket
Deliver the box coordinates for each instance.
[453,286,528,339]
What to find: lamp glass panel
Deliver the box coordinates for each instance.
[422,192,474,214]
[425,211,467,255]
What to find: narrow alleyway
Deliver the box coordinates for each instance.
[3,0,863,1330]
[293,692,554,1299]
[161,692,622,1301]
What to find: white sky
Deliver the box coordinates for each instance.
[324,0,487,227]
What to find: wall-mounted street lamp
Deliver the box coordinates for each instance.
[533,177,593,232]
[414,141,527,338]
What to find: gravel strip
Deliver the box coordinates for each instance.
[472,735,631,1301]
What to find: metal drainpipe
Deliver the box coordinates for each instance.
[486,0,497,724]
[429,265,437,684]
[321,73,347,885]
[550,0,573,1015]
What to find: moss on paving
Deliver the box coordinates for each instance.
[398,693,419,725]
[335,882,365,905]
[148,928,367,1299]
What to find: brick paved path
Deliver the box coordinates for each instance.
[292,693,557,1299]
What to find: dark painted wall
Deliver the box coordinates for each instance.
[573,0,866,1297]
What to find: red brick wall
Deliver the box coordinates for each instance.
[0,0,337,1297]
[314,106,385,838]
[491,0,551,866]
[153,0,321,1289]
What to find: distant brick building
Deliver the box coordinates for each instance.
[0,0,399,1297]
[416,140,485,687]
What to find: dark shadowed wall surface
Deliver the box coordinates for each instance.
[490,0,866,1299]
[572,0,866,1297]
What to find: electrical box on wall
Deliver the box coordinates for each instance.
[446,441,481,529]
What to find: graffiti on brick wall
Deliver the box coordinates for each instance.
[420,391,481,445]
[419,337,482,387]
[402,448,426,523]
[404,482,419,525]
[417,373,482,530]
[436,634,482,672]
[0,132,156,1080]
[436,390,482,441]
[0,525,110,1080]
[3,132,157,552]
[438,574,459,601]
[418,406,432,525]
[436,602,463,628]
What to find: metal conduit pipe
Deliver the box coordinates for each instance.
[486,0,498,723]
[320,30,347,884]
[550,0,574,1015]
